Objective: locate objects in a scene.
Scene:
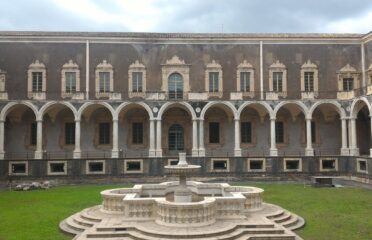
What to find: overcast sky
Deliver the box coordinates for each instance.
[0,0,371,33]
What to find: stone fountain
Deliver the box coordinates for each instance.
[60,153,305,240]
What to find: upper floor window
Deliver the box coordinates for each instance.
[168,72,183,100]
[337,64,360,92]
[205,60,223,98]
[27,60,46,99]
[0,69,7,100]
[237,60,254,96]
[269,60,287,97]
[61,60,80,98]
[304,72,314,92]
[95,60,114,98]
[161,56,190,100]
[99,72,110,93]
[129,60,146,97]
[272,72,283,92]
[343,78,354,91]
[209,72,219,92]
[32,72,43,92]
[367,64,372,85]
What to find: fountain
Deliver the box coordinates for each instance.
[60,153,305,239]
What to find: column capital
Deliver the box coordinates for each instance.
[112,118,119,122]
[36,119,43,123]
[270,117,276,121]
[349,117,357,120]
[234,118,240,122]
[74,118,81,123]
[305,117,312,121]
[0,119,5,123]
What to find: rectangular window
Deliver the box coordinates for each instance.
[249,159,265,171]
[65,72,76,93]
[132,122,143,144]
[284,159,301,171]
[304,72,314,92]
[357,159,367,173]
[241,122,252,143]
[65,122,75,145]
[240,72,250,92]
[32,72,43,92]
[99,122,110,144]
[272,72,283,92]
[343,78,354,91]
[48,161,67,175]
[9,162,27,175]
[87,161,105,174]
[321,159,337,171]
[30,122,37,145]
[209,122,220,144]
[209,72,219,92]
[212,159,228,171]
[99,72,110,93]
[311,121,316,143]
[275,121,284,143]
[132,72,143,93]
[124,160,143,173]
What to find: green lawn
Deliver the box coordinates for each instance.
[0,182,371,240]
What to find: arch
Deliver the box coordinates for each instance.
[237,101,274,119]
[350,97,372,118]
[38,101,78,121]
[308,100,346,119]
[157,102,196,120]
[200,101,238,120]
[77,102,115,121]
[115,102,154,120]
[273,101,309,119]
[0,101,38,121]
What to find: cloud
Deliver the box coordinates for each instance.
[0,0,370,33]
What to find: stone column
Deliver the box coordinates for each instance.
[192,119,198,157]
[349,117,359,156]
[340,118,349,156]
[112,119,119,158]
[149,119,156,157]
[73,119,81,159]
[270,118,278,156]
[156,119,162,157]
[199,119,205,157]
[35,119,43,159]
[305,118,314,156]
[234,118,242,157]
[0,120,4,159]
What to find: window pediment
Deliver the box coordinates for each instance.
[161,56,190,97]
[206,60,222,70]
[164,55,186,65]
[62,60,79,69]
[129,60,146,69]
[269,60,286,69]
[96,60,113,70]
[237,60,253,69]
[29,60,46,70]
[301,60,317,70]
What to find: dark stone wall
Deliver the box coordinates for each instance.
[0,42,86,100]
[0,41,363,100]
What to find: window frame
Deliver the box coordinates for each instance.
[247,158,266,172]
[27,60,46,99]
[99,122,111,145]
[61,60,80,98]
[236,60,255,97]
[8,161,28,176]
[124,159,143,174]
[208,122,220,144]
[86,160,105,175]
[320,158,338,172]
[268,60,287,97]
[129,60,147,98]
[95,60,114,98]
[65,122,75,145]
[283,158,302,172]
[300,60,318,98]
[205,60,223,98]
[210,158,229,172]
[132,122,144,145]
[47,161,67,176]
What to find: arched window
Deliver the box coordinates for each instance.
[168,124,184,151]
[168,73,183,100]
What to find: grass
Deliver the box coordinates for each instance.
[0,182,371,240]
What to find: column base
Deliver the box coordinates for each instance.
[270,148,278,157]
[73,150,81,159]
[234,148,242,157]
[34,151,43,159]
[156,149,162,157]
[305,148,314,156]
[198,148,205,157]
[149,149,156,157]
[111,150,119,158]
[0,151,4,159]
[349,148,359,156]
[370,148,372,157]
[341,148,350,156]
[192,148,199,157]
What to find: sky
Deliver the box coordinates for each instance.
[0,0,371,33]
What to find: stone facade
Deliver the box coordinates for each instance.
[0,31,372,179]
